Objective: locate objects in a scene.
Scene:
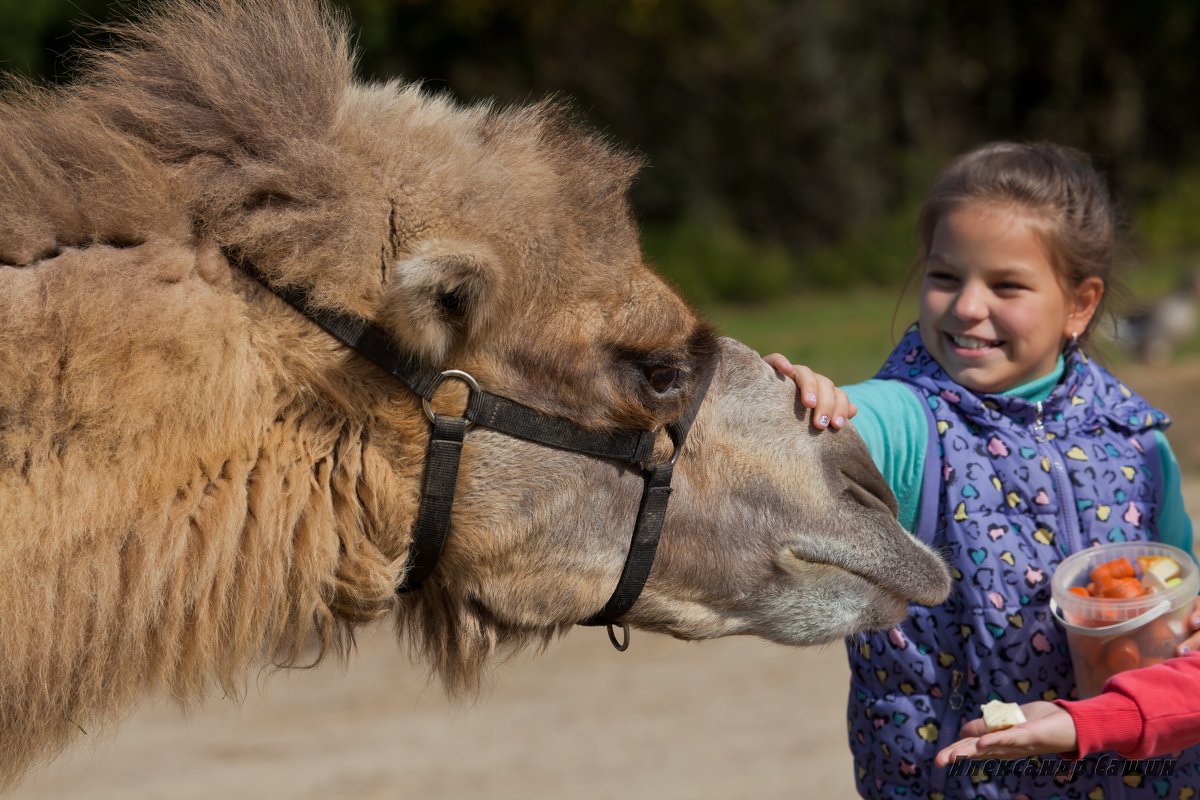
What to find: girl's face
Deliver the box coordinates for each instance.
[918,202,1103,394]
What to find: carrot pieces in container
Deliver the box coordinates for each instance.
[1054,543,1196,697]
[1104,638,1142,672]
[1072,554,1183,600]
[1089,556,1135,586]
[1099,577,1145,599]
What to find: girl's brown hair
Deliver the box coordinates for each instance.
[915,141,1120,341]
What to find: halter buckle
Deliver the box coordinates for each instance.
[422,369,480,428]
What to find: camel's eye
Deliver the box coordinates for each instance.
[642,365,679,394]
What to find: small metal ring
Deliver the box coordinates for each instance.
[642,425,684,470]
[421,369,480,428]
[665,424,684,467]
[607,623,630,652]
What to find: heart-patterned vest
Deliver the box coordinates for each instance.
[845,329,1200,799]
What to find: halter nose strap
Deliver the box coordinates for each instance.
[580,366,715,626]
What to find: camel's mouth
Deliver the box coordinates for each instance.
[750,557,916,646]
[782,543,949,608]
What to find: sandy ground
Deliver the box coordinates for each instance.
[15,631,858,800]
[12,360,1200,800]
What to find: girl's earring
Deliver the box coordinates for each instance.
[1071,331,1080,345]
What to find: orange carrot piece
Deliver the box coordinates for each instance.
[1104,639,1141,672]
[1099,577,1144,599]
[1090,557,1135,585]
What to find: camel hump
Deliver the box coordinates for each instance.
[0,0,352,271]
[77,0,354,164]
[0,87,190,267]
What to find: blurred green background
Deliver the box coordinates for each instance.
[4,0,1200,382]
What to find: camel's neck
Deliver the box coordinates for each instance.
[0,247,430,786]
[0,400,409,787]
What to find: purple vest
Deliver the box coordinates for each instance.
[845,329,1199,798]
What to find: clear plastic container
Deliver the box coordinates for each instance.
[1051,542,1199,697]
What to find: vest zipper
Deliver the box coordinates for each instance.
[948,669,964,710]
[1034,401,1082,553]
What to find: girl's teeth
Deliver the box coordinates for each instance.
[951,334,996,350]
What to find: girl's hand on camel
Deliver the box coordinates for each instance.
[1176,596,1200,655]
[763,353,856,431]
[934,702,1078,766]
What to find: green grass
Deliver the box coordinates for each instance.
[701,287,920,385]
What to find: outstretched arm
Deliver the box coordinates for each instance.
[763,353,856,430]
[936,653,1200,763]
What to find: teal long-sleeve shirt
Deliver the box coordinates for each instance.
[844,360,1194,553]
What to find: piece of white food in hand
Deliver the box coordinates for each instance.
[981,700,1027,731]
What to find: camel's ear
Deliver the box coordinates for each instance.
[381,240,502,363]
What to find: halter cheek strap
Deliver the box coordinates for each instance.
[229,250,715,634]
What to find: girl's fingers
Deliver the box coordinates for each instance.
[762,355,852,431]
[956,718,990,739]
[788,365,821,410]
[1178,630,1200,656]
[1178,599,1200,653]
[972,728,1064,760]
[763,353,795,376]
[934,737,981,767]
[937,730,1032,764]
[830,387,854,429]
[1187,597,1200,631]
[811,373,838,429]
[790,368,845,430]
[973,729,1024,754]
[788,366,828,426]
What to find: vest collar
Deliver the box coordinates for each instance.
[880,328,1169,434]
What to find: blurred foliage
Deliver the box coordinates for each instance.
[643,212,793,304]
[796,201,922,290]
[3,0,1200,303]
[1136,164,1200,261]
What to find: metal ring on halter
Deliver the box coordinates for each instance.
[642,424,684,471]
[607,623,630,652]
[421,369,480,428]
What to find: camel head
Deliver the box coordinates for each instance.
[0,0,950,783]
[178,8,947,685]
[427,331,952,648]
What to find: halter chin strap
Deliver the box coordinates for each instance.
[229,251,715,631]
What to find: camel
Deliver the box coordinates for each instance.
[0,0,951,786]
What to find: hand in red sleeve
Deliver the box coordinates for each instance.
[1175,596,1200,655]
[935,702,1078,765]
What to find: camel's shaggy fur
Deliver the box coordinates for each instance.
[0,0,951,786]
[0,1,675,781]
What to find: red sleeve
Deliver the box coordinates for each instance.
[1055,653,1200,758]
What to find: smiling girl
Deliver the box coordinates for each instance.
[768,142,1200,798]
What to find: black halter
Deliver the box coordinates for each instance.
[230,252,715,641]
